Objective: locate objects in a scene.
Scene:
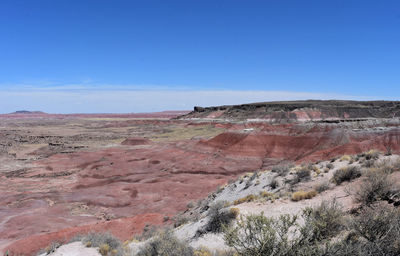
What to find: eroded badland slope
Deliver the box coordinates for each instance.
[1,101,400,255]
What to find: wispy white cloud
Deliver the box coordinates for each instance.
[0,84,381,114]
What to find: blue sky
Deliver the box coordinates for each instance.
[0,0,399,113]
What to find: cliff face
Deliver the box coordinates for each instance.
[181,100,400,122]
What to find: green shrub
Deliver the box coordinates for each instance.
[204,201,239,233]
[332,166,361,185]
[361,159,375,168]
[136,230,193,256]
[244,171,259,189]
[270,177,279,189]
[326,163,334,169]
[291,167,311,184]
[300,200,344,242]
[45,242,61,254]
[81,232,124,256]
[349,205,400,255]
[223,201,346,256]
[271,165,291,176]
[355,169,396,206]
[297,167,311,180]
[315,181,330,193]
[224,213,298,256]
[364,149,380,160]
[173,215,190,228]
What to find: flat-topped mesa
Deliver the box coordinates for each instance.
[181,100,400,122]
[10,110,47,114]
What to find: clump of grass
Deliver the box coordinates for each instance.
[332,166,361,185]
[193,247,212,256]
[291,190,318,201]
[260,191,273,197]
[340,155,352,161]
[99,244,111,256]
[233,194,257,205]
[260,191,279,202]
[229,208,240,217]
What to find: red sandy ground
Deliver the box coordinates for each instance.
[2,119,400,255]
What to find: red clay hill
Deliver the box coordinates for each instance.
[1,100,400,255]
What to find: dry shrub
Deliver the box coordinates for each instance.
[291,190,318,201]
[332,166,361,185]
